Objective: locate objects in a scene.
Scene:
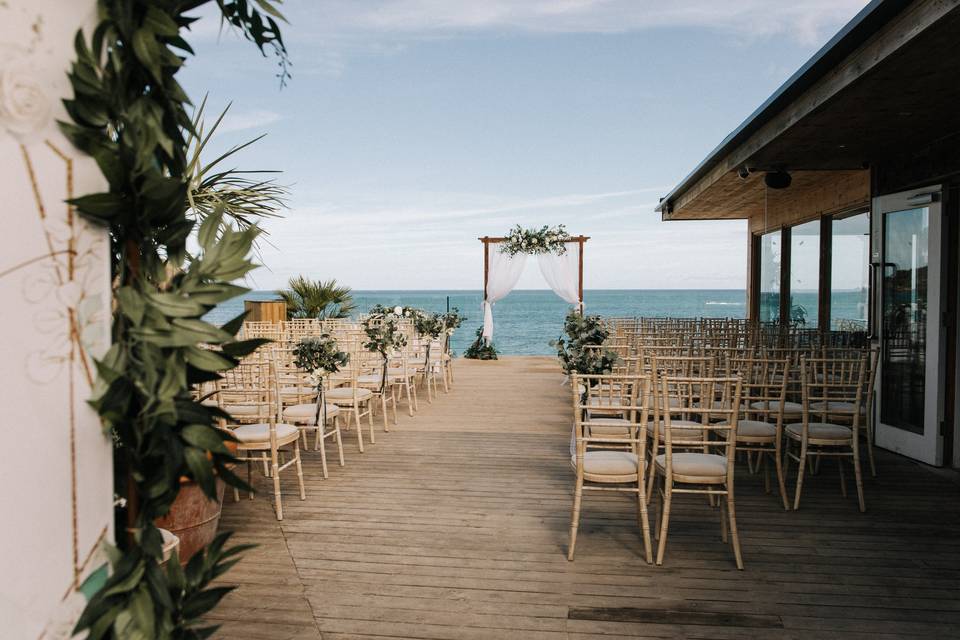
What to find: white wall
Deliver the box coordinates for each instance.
[0,1,114,637]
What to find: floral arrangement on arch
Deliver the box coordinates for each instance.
[500,224,571,256]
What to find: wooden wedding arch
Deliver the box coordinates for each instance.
[479,235,590,309]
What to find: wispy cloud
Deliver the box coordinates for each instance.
[288,0,868,45]
[215,109,283,134]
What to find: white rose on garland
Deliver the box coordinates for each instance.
[0,48,54,142]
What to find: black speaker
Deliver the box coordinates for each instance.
[764,171,792,189]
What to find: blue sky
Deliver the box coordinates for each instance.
[180,0,869,291]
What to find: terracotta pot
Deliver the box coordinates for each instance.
[155,477,225,563]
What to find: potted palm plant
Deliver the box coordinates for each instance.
[279,276,356,319]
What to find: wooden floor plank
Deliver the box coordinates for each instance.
[213,356,960,639]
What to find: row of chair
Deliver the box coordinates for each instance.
[568,351,872,569]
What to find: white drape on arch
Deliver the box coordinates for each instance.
[482,246,527,341]
[537,243,581,308]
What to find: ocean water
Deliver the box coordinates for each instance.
[206,289,747,355]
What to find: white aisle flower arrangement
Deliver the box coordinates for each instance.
[499,224,571,256]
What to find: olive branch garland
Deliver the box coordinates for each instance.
[61,1,291,637]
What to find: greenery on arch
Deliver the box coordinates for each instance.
[61,0,291,636]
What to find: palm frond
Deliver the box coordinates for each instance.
[280,276,356,320]
[185,97,289,235]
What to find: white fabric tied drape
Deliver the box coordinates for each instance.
[537,243,581,308]
[482,246,527,341]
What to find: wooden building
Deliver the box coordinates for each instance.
[656,0,960,468]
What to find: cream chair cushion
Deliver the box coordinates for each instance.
[571,451,640,476]
[785,422,852,441]
[750,400,802,413]
[655,452,727,478]
[283,403,340,425]
[223,403,263,417]
[737,420,776,438]
[585,417,636,437]
[810,400,864,414]
[326,387,374,401]
[232,422,299,444]
[280,385,316,396]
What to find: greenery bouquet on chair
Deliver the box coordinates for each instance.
[293,335,349,428]
[441,307,466,355]
[413,311,446,369]
[552,310,618,379]
[362,316,409,393]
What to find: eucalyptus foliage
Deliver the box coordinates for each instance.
[293,335,349,382]
[413,311,445,339]
[362,316,408,359]
[62,0,290,637]
[552,310,617,376]
[441,307,466,332]
[363,316,408,392]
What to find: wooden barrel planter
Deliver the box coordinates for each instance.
[156,477,225,563]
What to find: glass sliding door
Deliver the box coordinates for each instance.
[789,220,820,327]
[830,212,870,331]
[758,231,781,323]
[874,188,945,465]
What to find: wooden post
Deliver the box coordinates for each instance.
[818,215,833,331]
[780,226,792,327]
[577,237,585,313]
[482,237,489,301]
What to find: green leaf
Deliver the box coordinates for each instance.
[221,311,250,337]
[183,446,216,497]
[144,6,180,37]
[102,562,146,598]
[129,584,156,635]
[132,29,162,82]
[145,292,206,318]
[117,286,146,325]
[68,192,127,219]
[222,338,269,358]
[185,347,233,372]
[171,318,232,343]
[181,424,229,454]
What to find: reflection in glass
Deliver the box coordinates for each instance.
[790,220,819,327]
[830,212,870,330]
[880,207,928,435]
[759,231,781,323]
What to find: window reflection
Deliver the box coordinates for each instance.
[790,220,820,327]
[759,231,781,323]
[830,212,870,331]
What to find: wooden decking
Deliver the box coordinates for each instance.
[212,357,960,639]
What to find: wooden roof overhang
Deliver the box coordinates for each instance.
[656,0,960,222]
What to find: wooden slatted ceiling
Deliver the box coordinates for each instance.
[211,356,960,639]
[659,1,960,222]
[665,169,870,228]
